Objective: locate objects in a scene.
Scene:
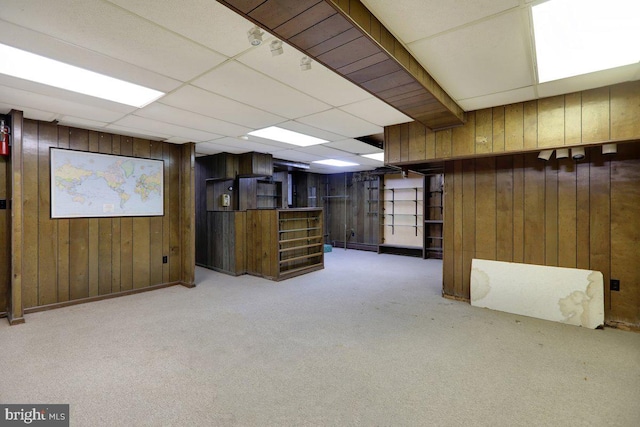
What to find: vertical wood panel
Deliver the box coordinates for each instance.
[474,157,496,260]
[610,81,640,141]
[425,128,436,160]
[149,141,164,285]
[169,144,181,282]
[544,162,558,266]
[110,135,121,293]
[564,92,582,145]
[523,101,538,150]
[557,159,577,268]
[461,160,475,298]
[87,132,100,297]
[132,139,151,288]
[452,160,463,296]
[495,156,513,261]
[119,137,133,291]
[387,126,401,163]
[452,111,475,157]
[22,120,39,308]
[575,153,591,269]
[98,134,113,295]
[523,154,545,265]
[538,95,565,148]
[443,162,455,296]
[505,103,524,152]
[512,155,525,263]
[399,123,409,162]
[57,127,70,302]
[435,129,452,159]
[582,87,610,143]
[610,143,640,323]
[37,122,58,306]
[161,143,171,283]
[0,156,7,312]
[475,109,493,154]
[408,122,426,162]
[68,128,89,300]
[589,148,611,311]
[492,106,505,152]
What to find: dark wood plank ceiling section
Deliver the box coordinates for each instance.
[217,0,465,130]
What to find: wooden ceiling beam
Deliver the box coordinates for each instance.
[217,0,466,130]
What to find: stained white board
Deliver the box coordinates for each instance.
[471,259,604,329]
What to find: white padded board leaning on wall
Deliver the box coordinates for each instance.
[470,259,604,329]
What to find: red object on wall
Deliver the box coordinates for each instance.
[0,120,9,156]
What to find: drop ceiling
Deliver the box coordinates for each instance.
[0,0,638,173]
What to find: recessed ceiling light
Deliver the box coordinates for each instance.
[312,159,359,167]
[361,152,384,162]
[0,43,164,108]
[247,26,263,46]
[532,0,640,83]
[248,126,328,147]
[270,40,284,56]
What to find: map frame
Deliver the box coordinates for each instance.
[50,147,164,218]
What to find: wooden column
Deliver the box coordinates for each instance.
[181,143,196,287]
[9,110,24,324]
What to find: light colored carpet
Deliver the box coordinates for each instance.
[1,250,639,426]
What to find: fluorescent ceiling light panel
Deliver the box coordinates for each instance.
[248,126,328,147]
[532,0,640,83]
[361,152,384,162]
[313,159,359,167]
[0,43,164,107]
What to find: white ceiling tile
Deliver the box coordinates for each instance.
[193,61,331,119]
[362,0,520,43]
[325,139,382,155]
[161,85,286,129]
[57,117,109,131]
[272,150,322,163]
[114,115,224,142]
[537,63,640,99]
[0,103,57,122]
[0,0,226,82]
[0,20,182,93]
[213,137,286,154]
[105,124,170,141]
[458,86,537,111]
[107,0,255,58]
[136,103,252,137]
[0,74,138,114]
[298,145,354,158]
[297,110,382,138]
[408,10,534,101]
[0,84,127,123]
[339,98,412,127]
[276,121,346,141]
[164,137,191,144]
[236,38,373,107]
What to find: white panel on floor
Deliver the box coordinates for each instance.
[470,259,604,329]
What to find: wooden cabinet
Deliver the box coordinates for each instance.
[239,152,272,177]
[204,211,246,275]
[207,152,240,180]
[246,208,324,280]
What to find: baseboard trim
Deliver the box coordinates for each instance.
[7,312,25,325]
[605,320,640,333]
[23,281,184,315]
[442,293,470,303]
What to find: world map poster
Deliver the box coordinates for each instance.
[50,148,164,218]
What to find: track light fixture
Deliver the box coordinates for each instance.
[300,56,312,71]
[247,26,263,46]
[270,40,283,56]
[571,147,585,160]
[602,143,617,155]
[555,148,569,159]
[538,149,553,161]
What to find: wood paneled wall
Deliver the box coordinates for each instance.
[9,118,194,320]
[386,81,640,164]
[0,155,9,315]
[443,142,640,327]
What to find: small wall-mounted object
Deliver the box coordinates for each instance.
[0,199,6,210]
[602,143,617,155]
[220,193,231,207]
[571,147,586,160]
[538,149,553,161]
[0,119,10,156]
[555,148,569,159]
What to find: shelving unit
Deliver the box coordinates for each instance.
[424,174,444,259]
[378,173,424,257]
[246,208,324,281]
